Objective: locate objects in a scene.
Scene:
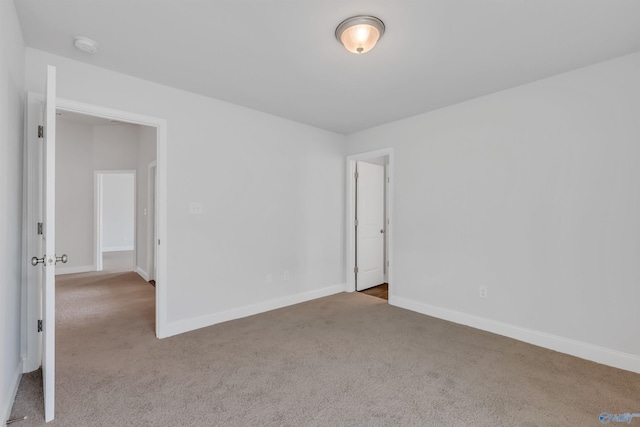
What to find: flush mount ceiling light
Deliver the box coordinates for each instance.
[74,36,99,54]
[335,15,385,54]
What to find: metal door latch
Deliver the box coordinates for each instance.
[30,256,45,266]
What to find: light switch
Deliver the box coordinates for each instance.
[189,202,203,215]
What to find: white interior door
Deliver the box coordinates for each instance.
[42,64,57,422]
[24,92,45,374]
[356,161,385,291]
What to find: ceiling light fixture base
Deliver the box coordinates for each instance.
[335,15,385,54]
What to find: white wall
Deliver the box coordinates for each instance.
[0,1,25,422]
[347,52,640,372]
[56,121,146,272]
[93,125,139,170]
[26,48,346,335]
[56,120,94,269]
[101,173,135,251]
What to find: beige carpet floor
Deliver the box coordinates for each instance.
[9,271,640,426]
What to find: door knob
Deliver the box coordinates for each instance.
[30,254,68,266]
[380,229,385,234]
[31,256,45,266]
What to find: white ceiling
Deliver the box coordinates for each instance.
[15,0,640,134]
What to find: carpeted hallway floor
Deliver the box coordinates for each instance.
[9,271,640,426]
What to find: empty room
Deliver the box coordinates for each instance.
[2,1,639,426]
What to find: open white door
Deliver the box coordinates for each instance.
[356,161,385,291]
[23,92,45,376]
[42,65,57,422]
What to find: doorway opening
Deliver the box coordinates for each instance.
[346,148,394,302]
[95,170,136,273]
[53,98,167,339]
[51,109,159,349]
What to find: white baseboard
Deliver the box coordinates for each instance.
[2,358,23,424]
[102,246,134,252]
[135,266,149,281]
[392,296,640,374]
[163,284,345,338]
[55,264,95,275]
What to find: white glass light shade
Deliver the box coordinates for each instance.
[336,16,385,54]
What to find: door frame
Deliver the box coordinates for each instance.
[346,148,394,301]
[56,98,168,338]
[94,170,137,272]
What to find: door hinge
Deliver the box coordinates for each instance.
[38,126,44,138]
[37,320,43,332]
[354,266,358,274]
[354,171,359,180]
[37,222,43,235]
[354,219,358,227]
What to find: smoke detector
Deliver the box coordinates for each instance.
[74,36,99,55]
